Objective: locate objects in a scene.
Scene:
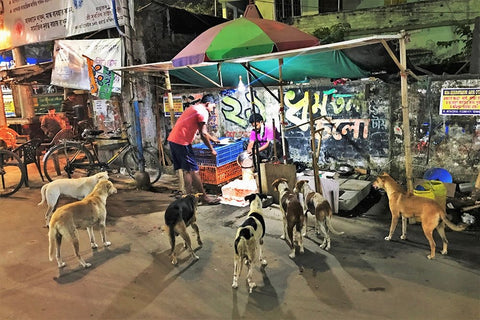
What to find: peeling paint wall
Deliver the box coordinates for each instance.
[392,79,480,183]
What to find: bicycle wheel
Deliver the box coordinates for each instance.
[0,149,25,197]
[122,148,161,184]
[43,142,95,181]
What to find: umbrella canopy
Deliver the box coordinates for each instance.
[172,17,320,67]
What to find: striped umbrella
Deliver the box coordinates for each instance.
[172,17,319,67]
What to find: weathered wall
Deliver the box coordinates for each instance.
[394,79,480,183]
[190,77,479,185]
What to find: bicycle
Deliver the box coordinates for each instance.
[42,126,162,183]
[0,148,27,197]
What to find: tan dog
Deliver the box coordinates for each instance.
[272,178,305,259]
[164,194,202,265]
[39,171,109,226]
[48,179,117,268]
[373,173,467,259]
[294,180,343,250]
[232,193,268,293]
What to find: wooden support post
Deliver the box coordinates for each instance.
[165,70,184,193]
[400,31,413,192]
[308,90,320,193]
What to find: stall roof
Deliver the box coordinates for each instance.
[114,34,403,88]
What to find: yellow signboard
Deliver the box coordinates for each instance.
[163,96,184,117]
[440,88,480,115]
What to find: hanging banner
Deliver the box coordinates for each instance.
[51,38,122,92]
[3,0,125,50]
[85,55,115,100]
[439,88,480,115]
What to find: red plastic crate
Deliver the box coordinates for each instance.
[199,161,242,185]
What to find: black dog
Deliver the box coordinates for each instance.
[232,193,268,293]
[164,194,202,265]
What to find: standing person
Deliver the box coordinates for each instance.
[40,106,64,139]
[167,94,221,205]
[61,91,77,126]
[246,113,281,161]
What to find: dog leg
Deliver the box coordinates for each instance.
[86,227,98,249]
[281,213,288,240]
[190,222,203,247]
[422,225,436,260]
[436,221,449,255]
[318,221,330,250]
[167,226,178,265]
[302,213,308,237]
[385,213,400,240]
[287,226,295,259]
[232,256,241,289]
[99,223,111,247]
[246,261,256,293]
[400,216,408,240]
[179,229,199,261]
[72,234,91,268]
[297,230,304,254]
[55,233,66,268]
[259,240,267,266]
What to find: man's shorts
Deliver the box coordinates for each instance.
[169,141,199,172]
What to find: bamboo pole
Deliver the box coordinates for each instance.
[165,70,184,193]
[400,31,413,192]
[308,90,320,192]
[278,58,287,163]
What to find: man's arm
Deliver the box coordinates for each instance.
[198,122,219,156]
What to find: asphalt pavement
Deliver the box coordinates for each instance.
[0,169,479,320]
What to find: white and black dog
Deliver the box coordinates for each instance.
[232,193,268,293]
[164,194,202,265]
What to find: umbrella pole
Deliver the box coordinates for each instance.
[165,70,185,194]
[278,59,287,164]
[246,63,262,194]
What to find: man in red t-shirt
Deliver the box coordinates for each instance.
[168,94,221,204]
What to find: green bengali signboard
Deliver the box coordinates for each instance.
[33,95,64,114]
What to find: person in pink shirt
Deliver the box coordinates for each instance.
[246,113,281,162]
[168,94,221,204]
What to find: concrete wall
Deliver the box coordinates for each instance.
[187,77,479,185]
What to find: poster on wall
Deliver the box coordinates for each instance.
[2,0,124,50]
[163,96,184,117]
[51,39,122,92]
[92,99,121,134]
[439,88,480,115]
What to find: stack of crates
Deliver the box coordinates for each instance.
[192,138,244,185]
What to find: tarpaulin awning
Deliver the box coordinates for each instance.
[114,34,403,88]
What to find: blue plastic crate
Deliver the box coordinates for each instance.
[193,138,245,167]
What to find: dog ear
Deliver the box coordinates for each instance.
[259,193,268,200]
[244,193,256,203]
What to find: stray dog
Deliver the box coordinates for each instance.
[48,179,117,268]
[232,193,268,293]
[373,173,467,259]
[39,171,109,226]
[164,194,202,265]
[294,180,344,250]
[272,178,305,259]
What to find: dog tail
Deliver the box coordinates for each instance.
[48,223,57,261]
[38,184,47,206]
[440,211,468,232]
[326,207,344,235]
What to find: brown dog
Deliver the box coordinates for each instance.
[48,179,117,268]
[272,178,305,259]
[373,173,467,259]
[294,180,343,250]
[164,194,202,265]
